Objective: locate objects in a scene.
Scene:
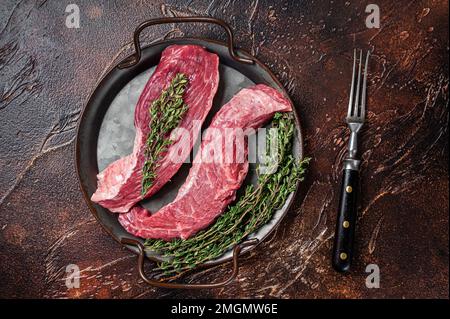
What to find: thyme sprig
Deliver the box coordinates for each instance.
[141,73,189,195]
[144,112,310,276]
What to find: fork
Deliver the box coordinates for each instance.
[332,49,370,273]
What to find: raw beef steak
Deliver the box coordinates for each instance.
[91,45,219,213]
[118,84,293,239]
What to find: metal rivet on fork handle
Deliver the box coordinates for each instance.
[340,252,348,260]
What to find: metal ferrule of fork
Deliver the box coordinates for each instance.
[344,124,362,171]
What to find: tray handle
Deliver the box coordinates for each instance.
[118,16,254,69]
[121,237,259,289]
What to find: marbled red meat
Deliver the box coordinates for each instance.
[118,84,293,240]
[91,45,219,213]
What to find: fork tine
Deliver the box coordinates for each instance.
[360,50,370,119]
[354,49,363,117]
[347,49,357,118]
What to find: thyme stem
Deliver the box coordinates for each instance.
[141,73,189,195]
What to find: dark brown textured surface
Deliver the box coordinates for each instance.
[0,0,448,299]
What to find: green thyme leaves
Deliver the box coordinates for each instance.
[144,112,310,276]
[141,73,189,195]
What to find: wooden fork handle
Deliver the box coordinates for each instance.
[332,168,359,272]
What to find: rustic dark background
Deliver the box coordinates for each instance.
[0,0,448,299]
